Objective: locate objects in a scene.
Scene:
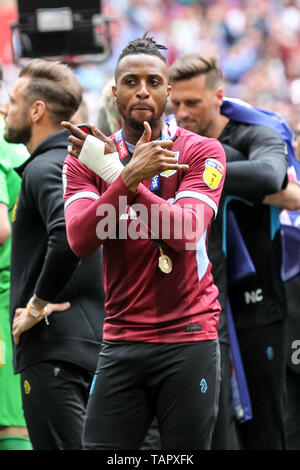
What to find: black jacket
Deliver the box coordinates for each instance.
[10,130,105,373]
[209,122,288,338]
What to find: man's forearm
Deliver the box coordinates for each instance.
[132,185,214,251]
[225,159,287,199]
[33,227,80,302]
[65,174,137,257]
[263,181,300,210]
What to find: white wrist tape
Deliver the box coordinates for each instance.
[78,135,124,184]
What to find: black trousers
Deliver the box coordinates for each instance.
[20,360,94,450]
[236,320,287,450]
[210,341,240,450]
[83,339,221,450]
[285,367,300,450]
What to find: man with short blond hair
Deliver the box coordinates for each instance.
[169,51,293,450]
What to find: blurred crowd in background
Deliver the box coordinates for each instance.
[1,0,300,133]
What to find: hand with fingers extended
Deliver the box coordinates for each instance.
[61,120,123,184]
[61,121,116,157]
[12,301,71,345]
[122,121,189,192]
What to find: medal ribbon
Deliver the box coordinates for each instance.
[113,124,172,255]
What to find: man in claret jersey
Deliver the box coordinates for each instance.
[62,34,226,450]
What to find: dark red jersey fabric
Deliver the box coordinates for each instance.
[63,127,226,343]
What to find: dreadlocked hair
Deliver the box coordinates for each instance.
[117,32,167,64]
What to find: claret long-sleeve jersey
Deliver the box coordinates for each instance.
[63,126,226,343]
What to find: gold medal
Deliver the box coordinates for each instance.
[158,247,172,274]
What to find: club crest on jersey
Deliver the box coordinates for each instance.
[203,158,224,189]
[160,151,180,178]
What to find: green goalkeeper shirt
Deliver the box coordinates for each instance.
[0,117,29,292]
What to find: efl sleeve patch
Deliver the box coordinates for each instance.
[203,158,224,189]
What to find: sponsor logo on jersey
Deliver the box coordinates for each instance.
[160,151,180,178]
[151,174,160,190]
[203,158,224,189]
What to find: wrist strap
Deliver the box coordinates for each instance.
[78,135,123,183]
[27,301,49,325]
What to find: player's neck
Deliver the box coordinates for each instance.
[28,123,61,154]
[213,114,230,139]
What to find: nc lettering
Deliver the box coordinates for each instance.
[244,289,263,304]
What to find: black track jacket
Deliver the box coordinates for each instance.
[10,130,105,373]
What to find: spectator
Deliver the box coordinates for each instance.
[97,77,121,135]
[70,99,89,125]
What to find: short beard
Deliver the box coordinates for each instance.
[116,97,168,132]
[4,124,32,146]
[127,116,156,132]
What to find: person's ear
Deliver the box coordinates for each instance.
[30,100,46,123]
[215,87,224,106]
